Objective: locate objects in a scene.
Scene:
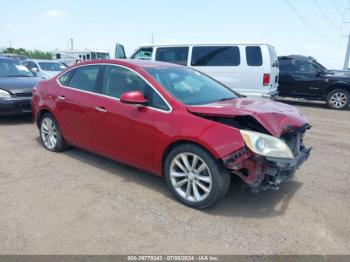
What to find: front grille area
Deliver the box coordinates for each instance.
[19,103,32,112]
[282,132,302,156]
[14,92,32,98]
[281,125,310,157]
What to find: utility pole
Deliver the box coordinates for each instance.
[344,35,350,69]
[70,38,74,50]
[151,34,154,45]
[343,1,350,69]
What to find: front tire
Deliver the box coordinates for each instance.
[39,113,68,152]
[164,144,230,209]
[326,89,349,110]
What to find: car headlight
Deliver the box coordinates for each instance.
[0,89,11,98]
[240,130,294,159]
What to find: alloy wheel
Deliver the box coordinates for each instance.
[41,117,58,150]
[169,153,212,203]
[330,92,348,109]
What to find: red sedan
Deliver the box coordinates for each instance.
[32,59,311,209]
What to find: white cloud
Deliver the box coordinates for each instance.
[304,44,323,49]
[5,23,14,30]
[45,9,68,16]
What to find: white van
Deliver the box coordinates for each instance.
[126,44,279,98]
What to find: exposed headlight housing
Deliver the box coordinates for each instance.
[240,130,294,159]
[0,89,11,98]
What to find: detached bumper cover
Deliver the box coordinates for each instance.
[224,125,311,192]
[0,97,32,115]
[262,147,311,189]
[265,147,311,170]
[224,147,311,191]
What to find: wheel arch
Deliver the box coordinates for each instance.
[161,140,222,176]
[36,108,56,128]
[326,82,350,95]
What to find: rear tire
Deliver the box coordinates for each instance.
[39,113,68,152]
[164,144,230,209]
[326,89,349,110]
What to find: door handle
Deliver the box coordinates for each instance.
[56,95,66,101]
[95,106,107,113]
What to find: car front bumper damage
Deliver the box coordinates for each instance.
[223,126,311,192]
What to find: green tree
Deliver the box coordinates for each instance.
[1,47,52,59]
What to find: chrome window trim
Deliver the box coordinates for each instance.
[56,63,172,114]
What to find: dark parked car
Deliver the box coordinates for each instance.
[32,59,311,209]
[0,53,28,62]
[278,55,350,110]
[0,57,41,115]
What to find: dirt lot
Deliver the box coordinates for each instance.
[0,100,349,255]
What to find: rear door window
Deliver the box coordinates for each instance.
[155,47,189,66]
[246,46,262,66]
[68,65,100,93]
[268,46,279,67]
[58,70,74,86]
[191,46,240,66]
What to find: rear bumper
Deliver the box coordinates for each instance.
[239,90,279,99]
[262,90,279,99]
[0,97,32,116]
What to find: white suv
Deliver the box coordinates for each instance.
[128,44,279,99]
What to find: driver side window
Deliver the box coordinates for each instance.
[102,66,146,98]
[102,65,170,111]
[294,60,318,74]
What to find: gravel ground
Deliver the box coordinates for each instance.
[0,100,349,255]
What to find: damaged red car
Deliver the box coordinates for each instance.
[32,59,311,209]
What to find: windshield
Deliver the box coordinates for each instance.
[313,60,327,71]
[38,62,67,71]
[0,60,34,77]
[146,67,239,105]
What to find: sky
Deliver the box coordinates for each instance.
[0,0,348,69]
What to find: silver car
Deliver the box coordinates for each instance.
[22,59,67,79]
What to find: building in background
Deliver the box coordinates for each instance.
[52,49,110,66]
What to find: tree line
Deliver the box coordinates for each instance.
[1,47,52,59]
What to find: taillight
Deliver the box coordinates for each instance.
[263,73,270,86]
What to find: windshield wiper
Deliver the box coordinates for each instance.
[218,97,235,102]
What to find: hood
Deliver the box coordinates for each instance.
[0,77,41,94]
[41,71,61,78]
[187,98,309,137]
[327,70,350,79]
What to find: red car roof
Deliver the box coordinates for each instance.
[73,59,183,69]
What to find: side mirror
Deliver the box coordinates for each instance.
[316,70,323,77]
[120,90,149,106]
[31,67,39,73]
